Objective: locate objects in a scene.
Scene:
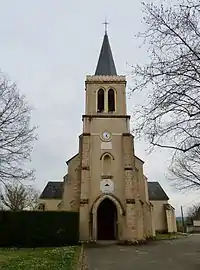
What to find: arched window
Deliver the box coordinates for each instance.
[103,154,111,175]
[97,89,104,112]
[108,89,115,112]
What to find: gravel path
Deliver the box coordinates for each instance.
[85,234,200,270]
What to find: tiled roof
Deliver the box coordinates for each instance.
[148,182,169,201]
[39,180,169,201]
[39,181,64,199]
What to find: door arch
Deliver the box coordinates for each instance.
[97,198,117,240]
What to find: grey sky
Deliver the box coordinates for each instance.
[0,0,198,216]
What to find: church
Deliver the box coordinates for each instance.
[38,30,177,242]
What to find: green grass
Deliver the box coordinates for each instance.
[0,246,80,270]
[155,232,189,241]
[156,233,177,240]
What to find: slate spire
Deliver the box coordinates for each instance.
[95,31,117,76]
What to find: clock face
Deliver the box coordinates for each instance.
[102,131,111,141]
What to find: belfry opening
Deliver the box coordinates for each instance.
[97,198,117,240]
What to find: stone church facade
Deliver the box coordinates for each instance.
[38,31,177,242]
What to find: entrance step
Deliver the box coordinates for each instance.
[85,240,118,249]
[96,240,117,246]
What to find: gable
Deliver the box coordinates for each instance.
[66,153,79,165]
[148,182,169,201]
[135,155,144,164]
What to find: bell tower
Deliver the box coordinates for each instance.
[79,28,142,242]
[84,31,127,117]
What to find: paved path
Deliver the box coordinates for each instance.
[85,235,200,270]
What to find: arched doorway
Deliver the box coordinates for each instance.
[97,198,117,240]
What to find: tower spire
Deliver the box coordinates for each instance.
[95,21,117,76]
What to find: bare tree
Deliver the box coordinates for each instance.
[132,0,200,190]
[0,72,37,183]
[0,182,39,211]
[169,147,200,190]
[186,203,200,225]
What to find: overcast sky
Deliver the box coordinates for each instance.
[0,0,199,216]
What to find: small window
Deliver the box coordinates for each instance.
[97,89,104,112]
[38,203,45,211]
[108,89,115,112]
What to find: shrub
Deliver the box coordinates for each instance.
[0,211,79,247]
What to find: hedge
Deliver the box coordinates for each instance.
[0,211,79,247]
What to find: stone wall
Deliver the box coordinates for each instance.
[79,134,91,241]
[164,204,177,233]
[62,153,81,211]
[123,134,138,240]
[38,199,61,211]
[150,200,168,232]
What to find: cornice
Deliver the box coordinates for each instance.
[82,115,130,120]
[85,75,126,84]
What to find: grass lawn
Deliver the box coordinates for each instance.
[0,246,80,270]
[156,233,177,240]
[155,233,188,240]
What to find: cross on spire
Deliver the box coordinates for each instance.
[103,18,109,34]
[95,20,117,75]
